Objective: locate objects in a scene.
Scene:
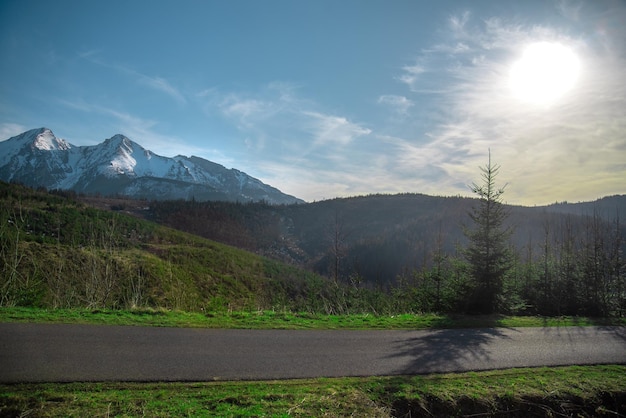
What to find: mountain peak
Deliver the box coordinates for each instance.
[99,134,140,176]
[103,134,135,150]
[105,133,130,142]
[6,127,71,152]
[27,127,49,137]
[31,128,71,151]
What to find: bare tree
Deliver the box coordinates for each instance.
[0,201,27,306]
[609,211,625,316]
[82,215,119,308]
[327,209,349,284]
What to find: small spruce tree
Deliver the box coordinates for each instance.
[464,151,513,314]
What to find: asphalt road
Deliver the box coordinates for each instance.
[1,323,625,382]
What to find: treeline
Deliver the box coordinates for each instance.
[391,214,625,317]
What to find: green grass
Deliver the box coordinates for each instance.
[2,306,625,329]
[1,366,624,417]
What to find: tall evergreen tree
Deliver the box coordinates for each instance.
[464,152,513,314]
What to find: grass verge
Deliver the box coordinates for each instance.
[2,307,625,329]
[1,366,625,417]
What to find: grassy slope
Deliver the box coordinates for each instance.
[0,182,368,313]
[2,366,625,417]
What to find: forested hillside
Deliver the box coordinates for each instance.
[146,192,626,316]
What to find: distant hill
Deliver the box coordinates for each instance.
[0,128,302,204]
[145,193,626,286]
[539,195,626,219]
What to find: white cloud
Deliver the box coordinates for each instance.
[302,111,371,145]
[377,95,414,115]
[449,10,471,35]
[397,64,426,90]
[219,94,281,127]
[0,123,29,140]
[138,75,186,105]
[557,0,583,21]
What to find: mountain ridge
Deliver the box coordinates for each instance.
[0,128,303,204]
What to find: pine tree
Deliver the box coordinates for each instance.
[464,152,513,314]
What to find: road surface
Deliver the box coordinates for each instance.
[1,323,624,382]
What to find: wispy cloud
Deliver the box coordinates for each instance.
[138,75,186,105]
[397,64,426,89]
[80,51,186,105]
[393,4,626,204]
[377,95,414,116]
[449,10,471,35]
[205,83,370,152]
[196,83,374,199]
[302,111,371,145]
[557,0,583,21]
[0,123,29,140]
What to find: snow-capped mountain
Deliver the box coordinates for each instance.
[0,128,303,204]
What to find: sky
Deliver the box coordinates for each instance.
[1,0,625,205]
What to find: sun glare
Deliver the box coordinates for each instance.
[509,42,580,106]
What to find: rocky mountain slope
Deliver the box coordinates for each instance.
[0,128,302,204]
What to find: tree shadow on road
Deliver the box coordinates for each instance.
[581,318,626,343]
[602,325,626,342]
[551,323,626,345]
[387,327,515,375]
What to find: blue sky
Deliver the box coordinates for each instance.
[1,0,624,205]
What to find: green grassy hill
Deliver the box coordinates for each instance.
[0,182,381,313]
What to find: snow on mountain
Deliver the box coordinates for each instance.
[32,128,71,151]
[0,128,303,204]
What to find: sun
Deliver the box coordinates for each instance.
[509,42,580,106]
